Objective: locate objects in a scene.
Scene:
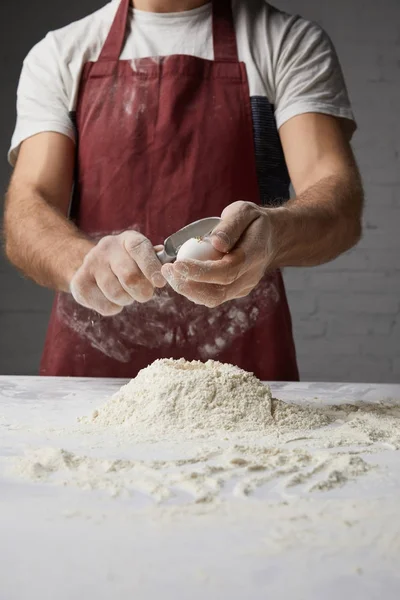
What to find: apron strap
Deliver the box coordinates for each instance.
[98,0,131,63]
[97,0,239,64]
[212,0,239,62]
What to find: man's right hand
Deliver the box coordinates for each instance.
[70,231,167,316]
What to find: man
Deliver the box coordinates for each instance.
[4,0,363,380]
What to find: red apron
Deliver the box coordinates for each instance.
[40,0,299,381]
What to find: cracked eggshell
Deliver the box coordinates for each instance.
[176,237,225,262]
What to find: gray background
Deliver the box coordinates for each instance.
[0,0,399,382]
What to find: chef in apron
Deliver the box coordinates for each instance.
[7,0,361,380]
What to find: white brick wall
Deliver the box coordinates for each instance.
[0,0,399,381]
[281,0,400,382]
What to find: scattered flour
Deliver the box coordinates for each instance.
[11,445,374,503]
[8,359,398,504]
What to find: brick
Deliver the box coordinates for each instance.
[306,272,352,292]
[310,355,393,384]
[286,291,318,316]
[361,208,400,237]
[316,249,398,273]
[298,361,351,383]
[315,250,370,272]
[392,358,400,380]
[318,292,399,315]
[365,184,399,207]
[326,314,394,337]
[357,140,398,173]
[392,193,400,209]
[357,232,400,250]
[297,354,393,384]
[293,318,327,339]
[391,317,400,337]
[343,355,394,380]
[363,204,400,225]
[308,272,400,295]
[366,250,400,272]
[360,335,399,358]
[283,268,309,291]
[297,335,361,357]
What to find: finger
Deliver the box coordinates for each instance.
[234,216,271,271]
[210,201,261,253]
[70,274,123,317]
[163,265,227,308]
[163,263,261,307]
[110,254,155,303]
[208,216,269,279]
[164,251,244,285]
[95,266,136,307]
[123,234,167,288]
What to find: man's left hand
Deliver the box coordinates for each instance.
[161,201,273,308]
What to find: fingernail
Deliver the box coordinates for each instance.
[151,272,166,287]
[161,265,173,281]
[212,231,231,252]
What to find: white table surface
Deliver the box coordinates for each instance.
[1,376,400,600]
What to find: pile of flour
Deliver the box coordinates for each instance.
[9,359,399,504]
[83,358,328,439]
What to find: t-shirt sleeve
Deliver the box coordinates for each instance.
[273,17,356,134]
[8,34,75,166]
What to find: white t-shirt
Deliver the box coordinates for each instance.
[9,0,355,166]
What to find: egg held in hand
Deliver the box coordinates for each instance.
[176,237,225,262]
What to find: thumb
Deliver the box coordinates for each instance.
[210,201,260,253]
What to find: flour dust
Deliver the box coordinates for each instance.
[8,358,399,504]
[58,273,280,363]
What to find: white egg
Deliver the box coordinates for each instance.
[176,237,225,262]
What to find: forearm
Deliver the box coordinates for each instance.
[266,172,363,269]
[4,184,94,292]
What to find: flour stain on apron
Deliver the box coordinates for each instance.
[57,273,280,363]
